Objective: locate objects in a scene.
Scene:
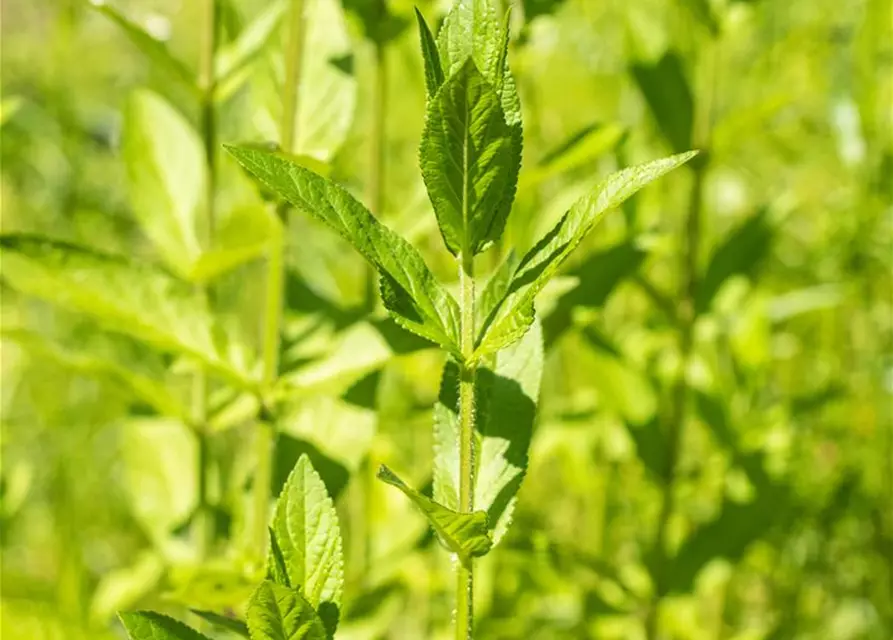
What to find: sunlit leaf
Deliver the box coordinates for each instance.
[415,8,444,97]
[377,465,493,565]
[247,581,326,640]
[119,611,210,640]
[631,52,694,153]
[475,152,697,356]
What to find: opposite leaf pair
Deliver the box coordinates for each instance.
[120,455,342,640]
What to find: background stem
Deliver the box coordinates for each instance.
[365,36,387,309]
[456,252,476,640]
[193,0,218,560]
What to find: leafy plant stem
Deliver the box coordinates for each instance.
[456,251,476,640]
[645,35,716,640]
[193,0,218,559]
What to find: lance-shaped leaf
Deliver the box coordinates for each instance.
[631,52,694,154]
[0,235,254,387]
[420,59,517,256]
[376,465,493,565]
[190,610,249,637]
[225,146,461,355]
[415,8,444,97]
[118,612,210,640]
[475,151,697,357]
[90,3,195,93]
[434,319,543,544]
[247,581,326,640]
[1,327,186,420]
[269,455,343,637]
[123,90,206,278]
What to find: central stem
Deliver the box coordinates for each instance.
[456,251,475,640]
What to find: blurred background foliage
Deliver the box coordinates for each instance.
[1,0,891,638]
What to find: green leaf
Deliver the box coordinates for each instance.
[343,0,408,44]
[215,0,288,102]
[189,610,249,637]
[0,235,255,387]
[521,123,625,191]
[120,418,197,543]
[521,0,570,22]
[433,319,543,544]
[123,89,206,277]
[696,209,773,314]
[282,0,357,161]
[376,465,493,565]
[419,59,518,256]
[475,151,697,356]
[269,455,343,636]
[541,241,647,346]
[90,3,195,93]
[225,146,461,355]
[631,52,694,153]
[415,8,445,97]
[89,553,164,626]
[436,0,502,82]
[1,326,185,419]
[118,611,211,640]
[0,96,23,128]
[247,582,326,640]
[680,0,719,35]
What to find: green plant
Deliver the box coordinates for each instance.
[224,2,694,637]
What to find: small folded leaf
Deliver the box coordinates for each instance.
[123,89,206,277]
[225,146,461,355]
[0,235,255,387]
[118,611,211,640]
[433,319,543,544]
[376,465,493,565]
[247,581,326,640]
[475,151,697,356]
[436,0,502,81]
[90,3,195,92]
[269,455,343,636]
[420,59,518,256]
[415,8,444,97]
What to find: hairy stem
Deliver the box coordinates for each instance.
[253,0,307,558]
[456,252,476,640]
[193,0,218,559]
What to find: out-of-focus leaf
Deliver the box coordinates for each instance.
[246,581,326,640]
[0,236,255,387]
[680,0,719,34]
[225,146,461,355]
[187,204,279,283]
[521,0,570,22]
[660,484,791,594]
[0,96,23,128]
[521,123,625,190]
[120,418,197,544]
[542,241,647,345]
[283,0,357,161]
[415,8,444,98]
[2,600,112,640]
[123,89,206,278]
[189,610,249,637]
[0,327,186,420]
[343,0,409,44]
[377,465,493,565]
[119,611,210,640]
[269,455,343,636]
[694,391,769,486]
[277,322,390,399]
[475,152,697,356]
[766,284,843,322]
[625,415,670,482]
[631,52,694,153]
[696,209,773,314]
[215,0,287,102]
[89,552,165,626]
[433,319,543,544]
[419,59,517,256]
[90,2,195,92]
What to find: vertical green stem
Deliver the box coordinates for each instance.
[253,0,308,558]
[194,0,218,559]
[645,33,716,640]
[456,252,476,640]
